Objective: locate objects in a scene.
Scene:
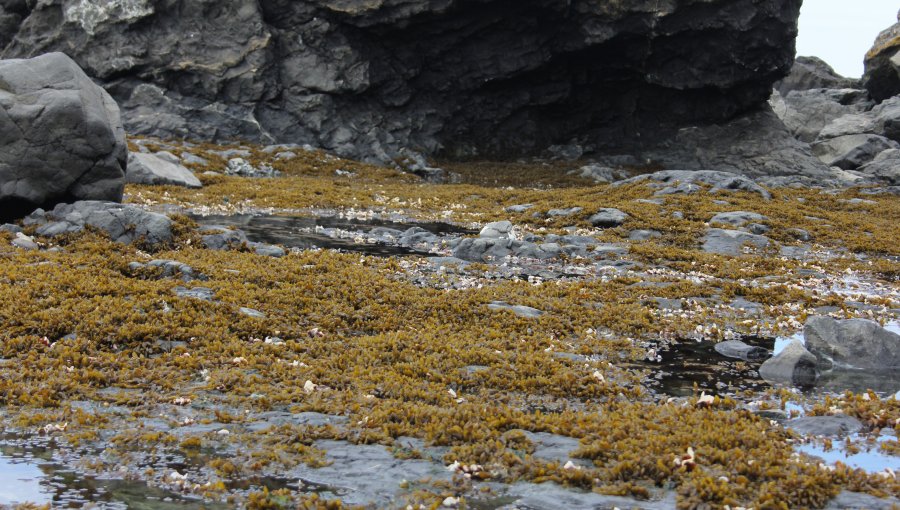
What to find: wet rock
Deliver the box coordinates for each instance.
[824,492,900,510]
[505,204,533,213]
[775,56,858,95]
[225,158,280,178]
[786,415,862,437]
[0,52,126,222]
[288,440,452,507]
[519,431,584,465]
[588,208,627,228]
[862,10,900,102]
[758,339,817,386]
[546,207,582,218]
[489,482,677,510]
[173,286,215,301]
[628,229,661,241]
[479,221,515,239]
[126,152,201,188]
[811,134,900,170]
[614,170,771,200]
[200,226,249,250]
[804,316,900,371]
[709,211,767,228]
[714,340,769,361]
[702,228,771,256]
[250,242,286,257]
[239,307,266,318]
[487,302,544,319]
[27,201,173,247]
[568,164,627,183]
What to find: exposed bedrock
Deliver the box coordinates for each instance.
[1,0,823,175]
[863,9,900,102]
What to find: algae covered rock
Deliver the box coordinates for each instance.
[0,52,126,222]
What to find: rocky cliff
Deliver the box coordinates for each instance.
[2,0,816,174]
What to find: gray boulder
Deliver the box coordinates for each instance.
[758,339,817,386]
[588,208,628,228]
[811,134,900,169]
[25,201,172,247]
[0,52,126,222]
[200,226,249,250]
[804,316,900,371]
[126,152,202,188]
[702,228,771,256]
[714,340,769,361]
[862,10,900,102]
[775,56,857,95]
[614,170,771,199]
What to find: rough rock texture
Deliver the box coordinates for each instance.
[811,134,900,170]
[1,0,814,174]
[775,56,857,95]
[863,10,900,102]
[0,52,126,222]
[770,88,873,143]
[702,228,771,256]
[23,201,173,247]
[804,316,900,371]
[614,170,772,199]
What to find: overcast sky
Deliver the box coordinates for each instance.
[796,0,898,78]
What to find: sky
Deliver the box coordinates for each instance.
[796,0,898,78]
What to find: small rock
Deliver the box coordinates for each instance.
[702,228,771,256]
[239,307,266,319]
[786,415,862,437]
[714,340,769,361]
[505,204,534,213]
[479,220,515,239]
[709,211,767,227]
[174,286,215,301]
[546,207,583,217]
[487,301,544,318]
[588,208,628,228]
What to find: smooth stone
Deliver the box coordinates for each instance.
[239,307,266,318]
[479,220,515,239]
[126,152,202,188]
[702,228,771,256]
[487,301,545,318]
[758,339,817,386]
[588,208,628,227]
[786,415,863,437]
[804,316,900,371]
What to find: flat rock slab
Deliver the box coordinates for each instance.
[127,152,202,188]
[702,228,771,256]
[488,301,545,319]
[786,415,863,437]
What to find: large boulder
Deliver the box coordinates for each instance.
[126,152,202,188]
[1,0,811,176]
[758,339,817,386]
[770,88,873,143]
[804,316,900,371]
[0,52,126,222]
[863,10,900,102]
[775,56,857,95]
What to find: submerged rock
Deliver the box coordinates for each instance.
[758,339,817,386]
[786,415,863,437]
[714,340,769,361]
[804,316,900,371]
[0,52,126,222]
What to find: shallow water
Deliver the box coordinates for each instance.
[0,437,226,509]
[798,433,900,474]
[191,214,473,257]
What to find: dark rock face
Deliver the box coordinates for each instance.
[2,0,807,168]
[863,10,900,102]
[0,52,126,222]
[775,56,857,96]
